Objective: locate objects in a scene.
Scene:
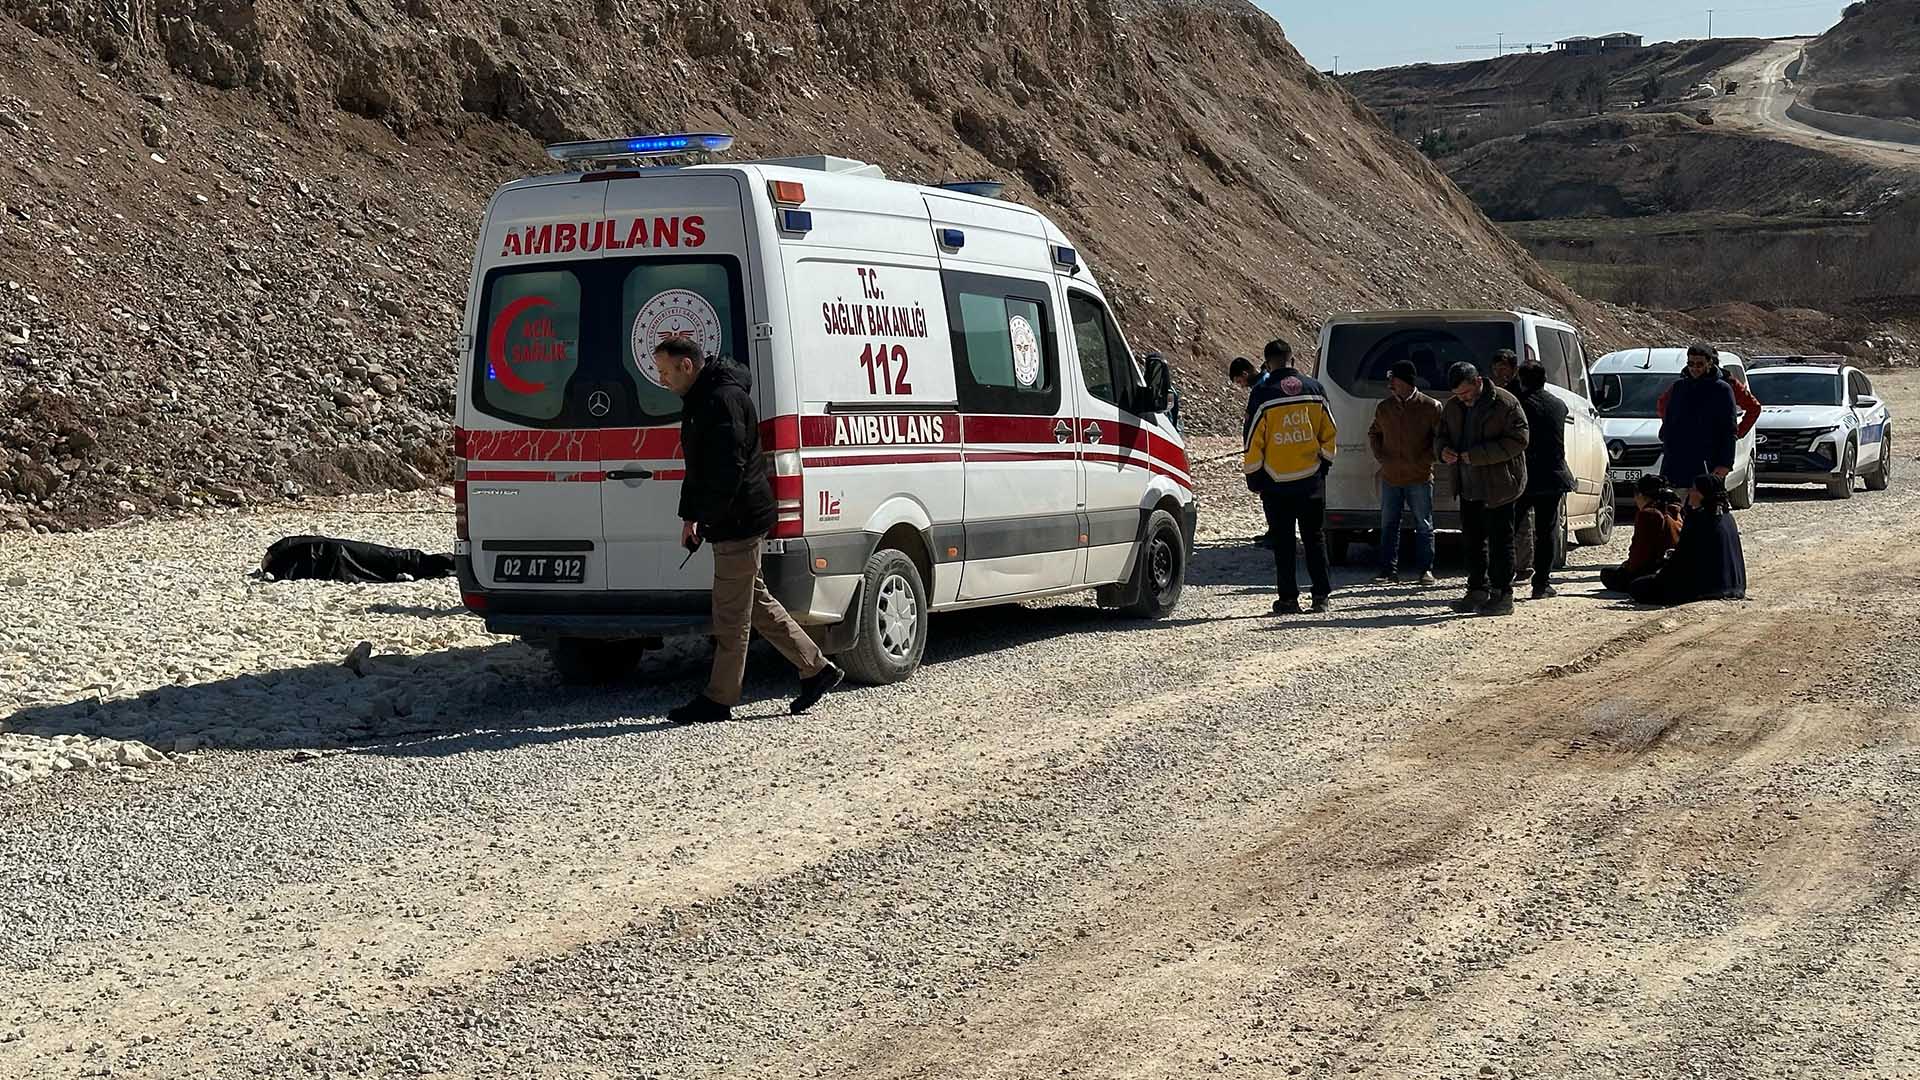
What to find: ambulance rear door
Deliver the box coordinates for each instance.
[597,172,755,592]
[462,180,612,594]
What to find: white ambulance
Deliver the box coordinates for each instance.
[453,133,1197,684]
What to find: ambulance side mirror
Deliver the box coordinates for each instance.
[1141,353,1173,416]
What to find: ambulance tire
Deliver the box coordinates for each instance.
[549,637,645,685]
[1121,509,1187,619]
[837,548,929,686]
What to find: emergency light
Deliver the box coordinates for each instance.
[545,132,735,163]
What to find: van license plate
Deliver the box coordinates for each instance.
[494,555,585,584]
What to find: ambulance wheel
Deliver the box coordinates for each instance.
[1121,509,1186,619]
[838,548,928,686]
[549,637,644,685]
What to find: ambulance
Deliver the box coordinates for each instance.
[453,133,1197,685]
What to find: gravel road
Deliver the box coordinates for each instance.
[3,376,1918,1080]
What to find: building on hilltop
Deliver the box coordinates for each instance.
[1556,32,1644,56]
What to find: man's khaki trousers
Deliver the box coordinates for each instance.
[704,535,828,706]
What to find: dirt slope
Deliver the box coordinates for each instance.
[1805,0,1920,83]
[1447,112,1904,220]
[0,0,1649,531]
[1344,38,1770,111]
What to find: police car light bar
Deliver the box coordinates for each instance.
[545,133,735,163]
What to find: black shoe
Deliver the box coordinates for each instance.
[1272,598,1302,615]
[1531,584,1559,600]
[1372,567,1396,581]
[1514,567,1534,583]
[791,662,845,715]
[1310,594,1331,613]
[668,695,731,724]
[1450,590,1489,614]
[1477,591,1516,617]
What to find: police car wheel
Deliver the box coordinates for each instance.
[838,548,928,686]
[1867,432,1892,492]
[1122,509,1186,619]
[1828,442,1857,500]
[549,637,644,685]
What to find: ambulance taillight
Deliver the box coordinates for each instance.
[766,417,805,540]
[452,427,469,541]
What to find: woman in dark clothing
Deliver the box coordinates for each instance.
[1599,474,1684,592]
[1629,473,1748,606]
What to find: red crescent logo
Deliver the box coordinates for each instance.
[486,295,554,395]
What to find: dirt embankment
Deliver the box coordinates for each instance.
[1447,112,1903,221]
[0,0,1643,532]
[1810,75,1920,122]
[1805,0,1920,84]
[1343,39,1770,111]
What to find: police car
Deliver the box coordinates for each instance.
[1747,359,1893,499]
[453,133,1197,683]
[1591,347,1759,509]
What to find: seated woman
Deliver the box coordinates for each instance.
[1599,475,1685,592]
[1628,473,1748,606]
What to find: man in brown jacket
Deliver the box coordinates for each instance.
[1367,358,1444,585]
[1438,358,1530,616]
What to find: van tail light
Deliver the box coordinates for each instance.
[1525,343,1538,365]
[462,592,488,611]
[769,444,804,539]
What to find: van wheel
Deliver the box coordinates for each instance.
[1866,432,1892,492]
[1121,509,1186,619]
[550,637,644,685]
[837,548,928,686]
[1828,442,1857,500]
[1575,481,1616,545]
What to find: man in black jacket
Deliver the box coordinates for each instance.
[655,336,842,724]
[1512,362,1576,600]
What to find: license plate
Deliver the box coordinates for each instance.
[1612,467,1644,483]
[493,554,586,584]
[1758,452,1780,464]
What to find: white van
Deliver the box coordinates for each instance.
[1590,348,1758,509]
[1316,309,1615,563]
[452,134,1197,684]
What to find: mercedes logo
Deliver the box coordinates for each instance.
[587,390,612,418]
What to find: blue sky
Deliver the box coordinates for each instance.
[1262,1,1846,73]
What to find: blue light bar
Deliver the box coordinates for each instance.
[939,228,965,249]
[779,209,814,234]
[545,132,735,163]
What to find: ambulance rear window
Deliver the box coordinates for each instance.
[621,262,743,422]
[479,271,583,422]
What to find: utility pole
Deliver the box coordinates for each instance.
[1333,55,1340,76]
[1707,9,1714,39]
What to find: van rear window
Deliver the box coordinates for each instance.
[1325,321,1518,399]
[471,256,745,429]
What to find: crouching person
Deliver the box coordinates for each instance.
[1599,475,1684,593]
[655,336,844,723]
[1628,473,1748,607]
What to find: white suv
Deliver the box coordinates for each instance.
[1748,360,1894,499]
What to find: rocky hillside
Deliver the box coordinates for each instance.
[0,0,1646,531]
[1344,38,1769,112]
[1806,0,1920,83]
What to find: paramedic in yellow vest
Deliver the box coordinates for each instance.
[1242,339,1339,614]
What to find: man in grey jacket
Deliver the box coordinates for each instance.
[1438,359,1530,616]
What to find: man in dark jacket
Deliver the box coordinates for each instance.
[1438,359,1530,616]
[1512,362,1576,600]
[1660,343,1737,486]
[655,336,842,724]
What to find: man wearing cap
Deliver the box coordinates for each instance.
[1660,343,1737,488]
[1243,338,1338,614]
[1367,358,1443,585]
